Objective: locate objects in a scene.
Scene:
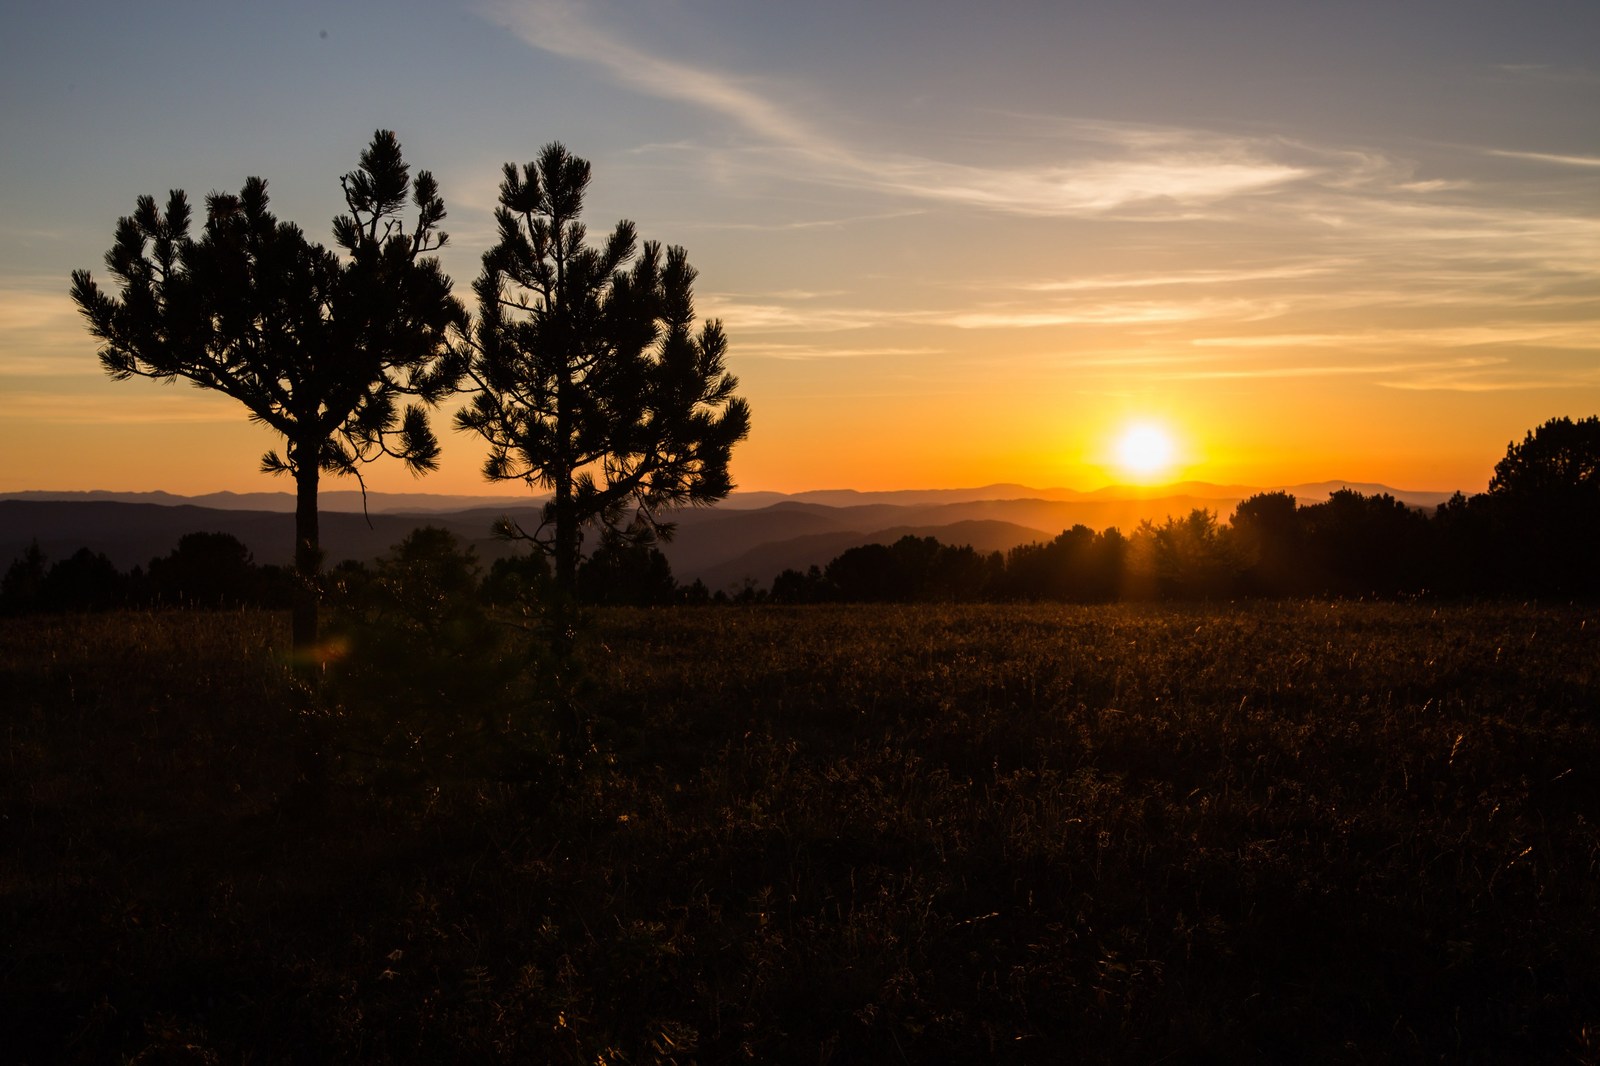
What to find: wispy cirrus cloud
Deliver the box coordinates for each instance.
[1093,353,1600,392]
[5,390,241,424]
[0,288,100,375]
[1491,63,1600,86]
[1164,356,1506,381]
[0,288,78,333]
[705,289,1286,335]
[484,0,823,154]
[479,0,1597,411]
[697,293,902,333]
[860,155,1305,216]
[1378,365,1600,391]
[483,0,1311,216]
[1192,322,1600,352]
[937,297,1280,330]
[737,343,943,361]
[1486,148,1600,169]
[687,210,926,232]
[1017,263,1343,294]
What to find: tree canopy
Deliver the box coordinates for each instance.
[1486,415,1600,592]
[1489,416,1600,504]
[456,143,751,600]
[70,131,466,648]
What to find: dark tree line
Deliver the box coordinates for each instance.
[7,415,1598,613]
[0,532,302,615]
[0,528,687,616]
[767,416,1600,604]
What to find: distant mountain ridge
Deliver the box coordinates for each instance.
[0,480,1460,592]
[0,489,534,514]
[3,480,1457,513]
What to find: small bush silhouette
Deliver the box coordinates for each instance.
[326,527,542,783]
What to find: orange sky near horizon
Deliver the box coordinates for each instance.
[2,3,1595,501]
[0,359,1556,498]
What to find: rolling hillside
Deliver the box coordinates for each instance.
[1,479,1456,591]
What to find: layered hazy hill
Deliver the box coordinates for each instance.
[1,482,1456,592]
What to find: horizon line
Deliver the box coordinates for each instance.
[0,477,1469,501]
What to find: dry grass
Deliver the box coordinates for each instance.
[4,602,1598,1063]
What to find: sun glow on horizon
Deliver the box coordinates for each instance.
[1112,421,1179,482]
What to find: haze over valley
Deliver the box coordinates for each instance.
[3,479,1455,590]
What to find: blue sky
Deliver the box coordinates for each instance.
[3,1,1596,495]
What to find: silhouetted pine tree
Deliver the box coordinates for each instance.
[457,144,750,633]
[71,131,466,654]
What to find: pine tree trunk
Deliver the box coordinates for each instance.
[289,450,328,809]
[552,353,578,661]
[553,480,578,604]
[548,287,586,758]
[550,462,587,758]
[292,459,322,653]
[551,470,580,665]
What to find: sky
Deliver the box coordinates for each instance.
[2,0,1596,498]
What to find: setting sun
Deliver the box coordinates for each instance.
[1113,422,1178,481]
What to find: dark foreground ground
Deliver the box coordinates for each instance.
[3,602,1598,1063]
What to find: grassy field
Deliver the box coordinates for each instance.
[4,602,1598,1063]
